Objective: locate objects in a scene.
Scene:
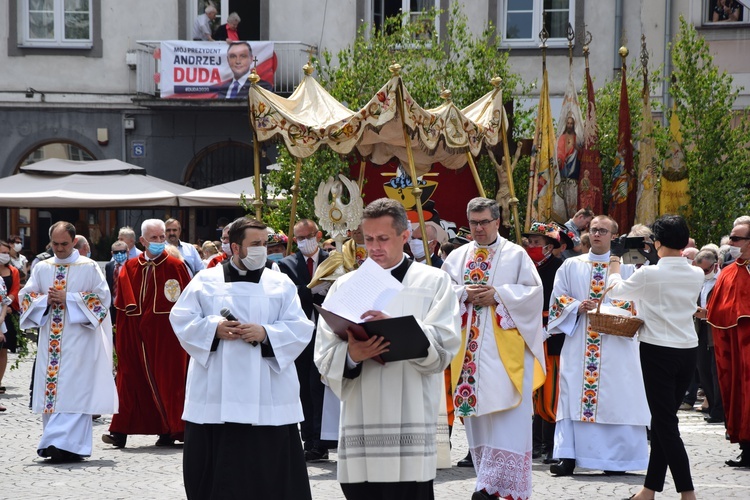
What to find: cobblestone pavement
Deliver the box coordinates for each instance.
[1,355,749,499]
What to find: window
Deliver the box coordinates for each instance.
[369,0,439,37]
[500,0,575,48]
[705,0,747,24]
[21,0,92,48]
[18,141,95,169]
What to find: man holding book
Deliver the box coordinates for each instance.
[315,198,461,500]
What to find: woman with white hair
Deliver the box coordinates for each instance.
[213,12,241,41]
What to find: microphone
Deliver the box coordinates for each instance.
[220,307,257,346]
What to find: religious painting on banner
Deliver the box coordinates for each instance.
[158,41,276,98]
[556,64,584,220]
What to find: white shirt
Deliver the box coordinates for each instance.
[608,256,704,349]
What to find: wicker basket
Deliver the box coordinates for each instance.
[588,286,644,338]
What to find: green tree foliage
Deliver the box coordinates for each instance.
[260,4,529,234]
[670,17,750,244]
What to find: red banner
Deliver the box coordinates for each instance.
[609,63,635,234]
[577,65,603,215]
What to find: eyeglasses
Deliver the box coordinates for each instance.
[112,250,127,255]
[468,219,497,228]
[728,235,750,242]
[589,228,610,236]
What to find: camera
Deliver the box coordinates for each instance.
[611,235,658,266]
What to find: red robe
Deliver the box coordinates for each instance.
[707,259,750,444]
[110,251,191,438]
[206,252,227,268]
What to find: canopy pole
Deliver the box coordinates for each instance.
[287,157,303,255]
[465,153,486,198]
[492,77,523,244]
[392,64,430,267]
[251,130,263,221]
[357,158,367,193]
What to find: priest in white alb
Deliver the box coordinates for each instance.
[547,215,650,476]
[315,198,461,500]
[442,197,546,500]
[169,217,314,500]
[20,221,117,462]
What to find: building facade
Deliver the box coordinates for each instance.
[1,0,748,253]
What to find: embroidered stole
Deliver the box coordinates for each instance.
[451,244,534,417]
[44,264,69,413]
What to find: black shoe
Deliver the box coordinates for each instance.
[457,451,473,467]
[155,434,176,446]
[304,448,329,462]
[542,451,559,465]
[471,491,494,500]
[705,416,725,424]
[603,470,627,475]
[726,453,750,467]
[44,445,84,463]
[102,432,127,448]
[550,458,575,476]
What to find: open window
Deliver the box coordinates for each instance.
[704,0,748,25]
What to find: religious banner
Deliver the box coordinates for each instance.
[634,68,658,225]
[609,58,636,235]
[526,65,562,228]
[158,41,276,99]
[659,104,690,215]
[577,57,603,215]
[556,62,584,220]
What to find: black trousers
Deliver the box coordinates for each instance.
[341,480,434,500]
[183,422,311,500]
[696,328,724,420]
[640,342,697,493]
[295,331,333,450]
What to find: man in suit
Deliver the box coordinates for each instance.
[105,241,128,327]
[216,42,273,98]
[279,219,331,461]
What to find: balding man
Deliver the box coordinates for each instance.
[279,219,331,461]
[74,235,91,259]
[20,221,117,462]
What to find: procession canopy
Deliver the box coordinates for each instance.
[248,72,508,175]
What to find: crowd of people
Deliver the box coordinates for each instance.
[1,203,748,500]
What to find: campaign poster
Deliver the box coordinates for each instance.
[158,41,276,99]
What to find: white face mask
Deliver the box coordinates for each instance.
[241,246,267,270]
[704,270,716,281]
[13,243,22,253]
[221,242,232,256]
[408,238,429,259]
[0,253,10,265]
[728,246,741,259]
[296,237,319,256]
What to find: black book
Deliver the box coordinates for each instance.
[314,304,429,364]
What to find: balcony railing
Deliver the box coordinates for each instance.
[135,40,317,97]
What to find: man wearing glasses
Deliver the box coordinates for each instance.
[442,197,546,500]
[708,215,750,467]
[547,215,649,477]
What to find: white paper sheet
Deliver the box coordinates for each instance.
[323,257,404,323]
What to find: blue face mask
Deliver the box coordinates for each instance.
[148,242,166,255]
[113,251,127,264]
[267,252,284,262]
[86,251,91,258]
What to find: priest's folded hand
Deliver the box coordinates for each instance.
[237,323,267,344]
[216,320,242,341]
[346,329,389,363]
